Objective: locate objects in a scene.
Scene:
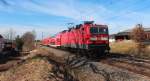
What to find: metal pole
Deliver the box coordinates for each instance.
[42,32,44,40]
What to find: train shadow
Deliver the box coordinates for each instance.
[82,53,134,62]
[107,53,132,58]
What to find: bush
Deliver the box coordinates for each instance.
[15,35,24,51]
[130,24,146,56]
[22,32,36,52]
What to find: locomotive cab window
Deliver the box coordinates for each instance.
[90,27,108,34]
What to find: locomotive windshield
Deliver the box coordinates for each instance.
[90,27,108,34]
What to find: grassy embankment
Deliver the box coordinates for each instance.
[110,40,150,59]
[0,57,53,81]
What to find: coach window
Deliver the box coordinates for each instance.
[81,28,85,34]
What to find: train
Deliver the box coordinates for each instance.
[42,21,110,57]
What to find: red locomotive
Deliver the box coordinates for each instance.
[42,21,110,57]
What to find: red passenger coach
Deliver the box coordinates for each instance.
[42,38,51,46]
[52,34,61,47]
[42,21,110,57]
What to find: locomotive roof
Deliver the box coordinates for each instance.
[84,21,94,24]
[92,24,108,28]
[60,22,108,33]
[61,30,68,33]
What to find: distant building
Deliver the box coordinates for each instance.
[115,29,131,41]
[109,34,115,42]
[110,28,150,42]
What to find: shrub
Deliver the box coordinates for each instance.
[130,24,146,56]
[22,32,36,52]
[15,35,24,51]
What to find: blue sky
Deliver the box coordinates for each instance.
[0,0,150,39]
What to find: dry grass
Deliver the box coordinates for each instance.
[0,57,53,81]
[110,40,150,59]
[110,40,137,55]
[144,46,150,58]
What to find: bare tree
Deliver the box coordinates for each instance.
[131,24,146,55]
[22,31,36,52]
[3,28,16,41]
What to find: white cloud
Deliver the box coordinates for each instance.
[17,0,150,25]
[0,0,150,34]
[5,0,109,22]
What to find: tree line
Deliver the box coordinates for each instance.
[2,29,36,52]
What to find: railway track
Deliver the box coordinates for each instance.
[100,57,150,77]
[42,46,150,78]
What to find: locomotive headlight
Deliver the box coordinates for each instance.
[101,37,108,40]
[90,37,97,41]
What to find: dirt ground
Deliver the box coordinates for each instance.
[0,47,150,81]
[0,57,53,81]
